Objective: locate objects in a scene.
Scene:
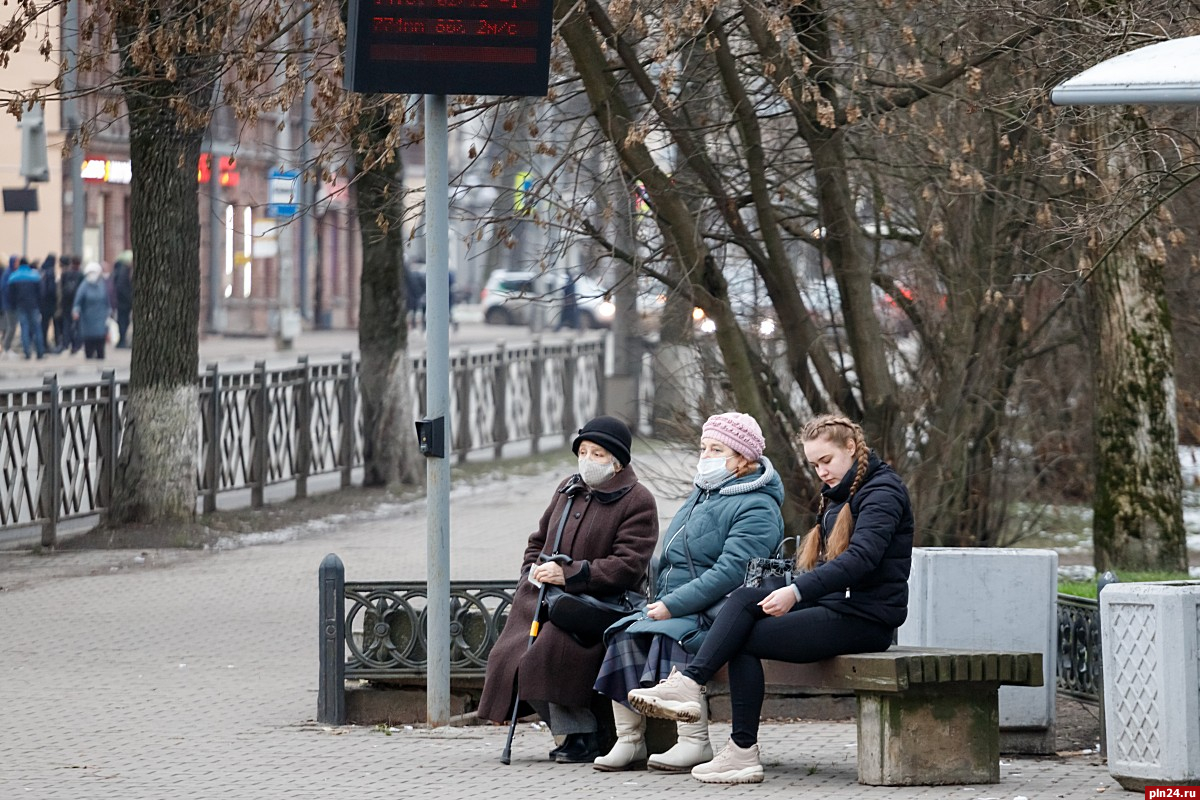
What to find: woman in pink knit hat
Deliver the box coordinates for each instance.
[591,411,785,773]
[628,414,914,785]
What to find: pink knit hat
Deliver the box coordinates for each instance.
[702,412,765,461]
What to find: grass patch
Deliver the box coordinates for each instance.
[1004,502,1092,549]
[1058,571,1193,599]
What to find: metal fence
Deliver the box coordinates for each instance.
[1056,593,1102,702]
[2,336,605,547]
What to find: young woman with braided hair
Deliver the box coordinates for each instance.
[627,414,914,784]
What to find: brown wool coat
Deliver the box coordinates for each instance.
[477,466,658,720]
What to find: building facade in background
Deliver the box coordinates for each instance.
[0,38,64,266]
[66,67,364,336]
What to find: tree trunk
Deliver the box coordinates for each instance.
[911,292,1026,546]
[107,28,215,524]
[1089,218,1187,571]
[353,101,421,487]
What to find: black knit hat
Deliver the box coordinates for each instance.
[572,415,632,466]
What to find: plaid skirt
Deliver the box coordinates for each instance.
[593,630,693,706]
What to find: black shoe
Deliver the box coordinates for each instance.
[548,742,566,761]
[554,732,601,764]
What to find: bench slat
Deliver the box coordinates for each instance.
[998,654,1014,683]
[907,657,923,685]
[747,647,1043,694]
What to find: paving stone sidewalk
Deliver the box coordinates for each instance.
[0,454,1116,799]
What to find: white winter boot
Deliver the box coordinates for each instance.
[646,696,712,772]
[593,701,647,771]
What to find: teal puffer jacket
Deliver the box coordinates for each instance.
[618,456,785,651]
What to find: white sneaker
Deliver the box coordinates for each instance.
[691,738,764,784]
[627,667,704,722]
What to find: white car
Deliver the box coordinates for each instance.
[481,270,615,329]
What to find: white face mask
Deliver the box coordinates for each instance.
[696,456,734,488]
[578,456,616,487]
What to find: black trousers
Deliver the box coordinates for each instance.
[684,586,893,747]
[83,336,106,360]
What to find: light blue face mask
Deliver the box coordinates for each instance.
[696,456,733,489]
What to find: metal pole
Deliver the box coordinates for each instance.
[275,86,296,349]
[64,0,84,259]
[317,553,346,724]
[22,181,29,257]
[424,94,451,727]
[207,123,222,332]
[298,12,314,322]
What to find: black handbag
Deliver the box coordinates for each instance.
[743,556,794,590]
[543,587,646,644]
[744,536,801,590]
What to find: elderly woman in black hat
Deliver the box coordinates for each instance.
[478,416,659,764]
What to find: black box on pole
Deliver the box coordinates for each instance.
[344,0,553,96]
[2,188,38,213]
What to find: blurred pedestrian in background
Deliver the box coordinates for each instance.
[8,257,46,359]
[73,261,111,360]
[39,254,60,353]
[58,256,83,354]
[112,250,133,348]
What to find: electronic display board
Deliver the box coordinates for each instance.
[345,0,553,96]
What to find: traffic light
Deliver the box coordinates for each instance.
[19,105,50,183]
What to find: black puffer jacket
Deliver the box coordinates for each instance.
[791,452,913,629]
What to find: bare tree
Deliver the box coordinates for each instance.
[530,0,1199,552]
[350,96,422,487]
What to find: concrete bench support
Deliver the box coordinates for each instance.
[858,682,1000,785]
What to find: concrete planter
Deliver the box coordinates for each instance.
[897,547,1058,753]
[1100,581,1200,791]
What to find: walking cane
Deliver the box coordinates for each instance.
[500,478,584,765]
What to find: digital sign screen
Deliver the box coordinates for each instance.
[345,0,553,96]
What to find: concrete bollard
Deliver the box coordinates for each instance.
[1100,581,1200,791]
[897,547,1058,753]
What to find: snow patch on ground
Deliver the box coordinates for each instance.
[209,500,420,551]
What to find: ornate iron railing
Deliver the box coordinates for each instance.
[1056,593,1102,701]
[344,581,515,679]
[3,335,605,547]
[317,553,518,723]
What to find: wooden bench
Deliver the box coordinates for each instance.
[708,646,1044,786]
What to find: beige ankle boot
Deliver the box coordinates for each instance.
[593,701,647,771]
[646,697,712,772]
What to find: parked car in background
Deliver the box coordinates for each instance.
[481,269,615,329]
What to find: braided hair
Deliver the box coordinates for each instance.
[796,415,870,571]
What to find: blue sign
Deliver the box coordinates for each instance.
[267,169,301,219]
